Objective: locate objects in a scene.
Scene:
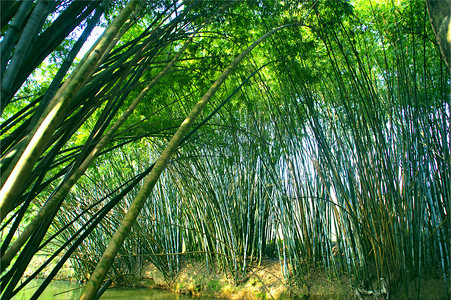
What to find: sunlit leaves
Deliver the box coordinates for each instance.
[1,0,449,298]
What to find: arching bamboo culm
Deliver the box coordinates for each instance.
[79,23,296,300]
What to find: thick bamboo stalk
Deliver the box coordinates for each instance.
[0,1,108,188]
[0,1,50,112]
[79,23,295,300]
[0,0,139,222]
[0,1,33,80]
[0,32,195,272]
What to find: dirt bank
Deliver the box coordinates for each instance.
[139,260,354,299]
[137,260,449,300]
[23,255,449,299]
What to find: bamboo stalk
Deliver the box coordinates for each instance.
[79,24,296,300]
[0,0,140,222]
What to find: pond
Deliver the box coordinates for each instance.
[12,279,219,300]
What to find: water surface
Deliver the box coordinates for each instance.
[12,279,218,300]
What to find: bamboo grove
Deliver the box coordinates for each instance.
[0,0,449,299]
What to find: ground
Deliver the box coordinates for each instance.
[23,254,450,299]
[142,259,362,299]
[136,259,450,299]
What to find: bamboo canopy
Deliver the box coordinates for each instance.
[0,1,449,299]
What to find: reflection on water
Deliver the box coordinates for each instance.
[12,279,216,300]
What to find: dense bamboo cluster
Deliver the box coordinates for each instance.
[1,1,449,299]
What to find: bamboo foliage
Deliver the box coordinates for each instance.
[80,23,296,300]
[1,1,449,299]
[69,2,448,297]
[0,1,207,298]
[0,19,199,273]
